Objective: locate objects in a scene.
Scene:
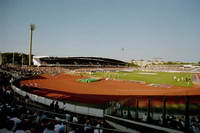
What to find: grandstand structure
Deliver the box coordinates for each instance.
[33,56,127,67]
[1,64,200,133]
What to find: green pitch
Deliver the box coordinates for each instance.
[83,71,192,87]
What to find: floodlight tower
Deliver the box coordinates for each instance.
[0,52,2,65]
[21,52,24,66]
[29,24,36,66]
[12,52,15,65]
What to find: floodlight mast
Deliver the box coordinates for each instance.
[29,24,35,66]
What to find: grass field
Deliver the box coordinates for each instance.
[82,71,192,87]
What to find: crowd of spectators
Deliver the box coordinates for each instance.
[139,65,194,72]
[0,70,116,133]
[74,67,127,73]
[0,101,106,133]
[0,65,69,76]
[162,114,200,133]
[157,114,185,130]
[110,99,200,133]
[190,116,200,133]
[0,72,13,100]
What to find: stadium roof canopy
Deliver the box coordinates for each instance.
[33,56,127,67]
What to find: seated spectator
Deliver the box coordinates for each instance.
[15,122,25,133]
[84,119,92,133]
[28,122,39,133]
[72,115,78,123]
[142,113,147,122]
[63,102,68,111]
[9,115,22,131]
[43,122,56,133]
[68,127,76,133]
[0,120,14,133]
[54,122,65,133]
[65,113,71,122]
[94,120,103,133]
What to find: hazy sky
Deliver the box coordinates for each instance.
[1,0,200,62]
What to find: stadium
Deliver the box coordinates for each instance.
[2,0,200,132]
[0,55,199,133]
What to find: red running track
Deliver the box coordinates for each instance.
[19,73,200,104]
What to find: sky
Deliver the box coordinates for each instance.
[0,0,200,62]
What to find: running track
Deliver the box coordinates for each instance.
[19,73,200,104]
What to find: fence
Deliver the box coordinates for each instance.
[11,84,104,117]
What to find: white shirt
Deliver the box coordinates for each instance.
[43,129,55,133]
[54,124,65,133]
[84,124,92,131]
[65,114,71,121]
[63,104,68,111]
[10,117,21,130]
[15,130,25,133]
[94,124,103,133]
[72,116,78,123]
[68,130,75,133]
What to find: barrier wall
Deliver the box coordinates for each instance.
[11,85,104,117]
[105,115,183,133]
